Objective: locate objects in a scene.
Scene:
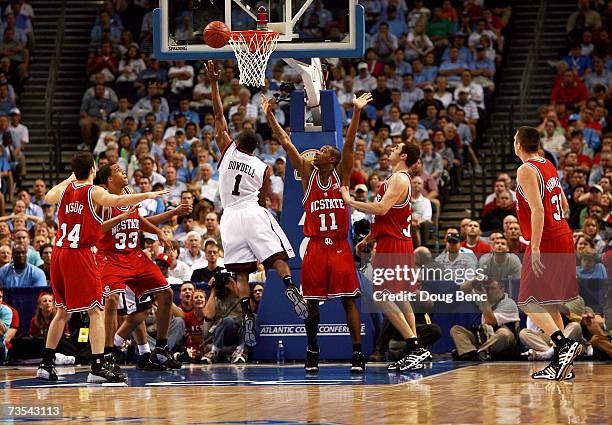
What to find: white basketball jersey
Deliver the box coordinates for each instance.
[218,142,268,209]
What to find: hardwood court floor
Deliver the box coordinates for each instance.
[0,362,610,424]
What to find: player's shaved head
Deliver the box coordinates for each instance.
[325,145,341,166]
[237,130,259,154]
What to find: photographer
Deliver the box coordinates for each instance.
[190,239,223,288]
[450,279,519,361]
[201,269,247,364]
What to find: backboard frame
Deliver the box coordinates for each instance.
[152,0,365,61]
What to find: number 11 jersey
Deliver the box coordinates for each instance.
[516,157,572,242]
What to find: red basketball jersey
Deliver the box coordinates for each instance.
[371,171,412,241]
[55,183,103,249]
[516,157,572,241]
[184,310,204,349]
[303,169,349,239]
[97,205,141,254]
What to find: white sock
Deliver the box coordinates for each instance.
[114,334,125,347]
[138,344,150,355]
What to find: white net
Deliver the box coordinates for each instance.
[228,31,279,88]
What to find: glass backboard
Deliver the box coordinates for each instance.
[153,0,364,60]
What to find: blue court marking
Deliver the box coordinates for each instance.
[0,362,473,389]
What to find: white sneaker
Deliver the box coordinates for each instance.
[54,353,76,365]
[231,347,247,364]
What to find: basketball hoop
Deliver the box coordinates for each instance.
[228,30,279,88]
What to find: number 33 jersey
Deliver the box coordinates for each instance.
[516,157,572,242]
[96,203,141,254]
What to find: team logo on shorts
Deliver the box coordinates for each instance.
[294,149,317,181]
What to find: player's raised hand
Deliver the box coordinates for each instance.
[120,205,139,219]
[261,94,274,115]
[174,202,193,217]
[353,92,373,110]
[340,186,352,204]
[147,190,169,199]
[206,60,220,82]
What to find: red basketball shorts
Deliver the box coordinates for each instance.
[518,232,578,305]
[371,237,417,294]
[51,247,104,313]
[97,250,170,301]
[301,238,360,300]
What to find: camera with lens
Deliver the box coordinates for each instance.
[212,268,233,298]
[273,82,296,103]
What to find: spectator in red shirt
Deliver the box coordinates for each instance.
[461,221,492,256]
[172,282,195,318]
[568,131,593,168]
[29,292,55,337]
[86,42,118,81]
[481,190,517,233]
[182,289,206,362]
[504,222,528,254]
[550,70,589,109]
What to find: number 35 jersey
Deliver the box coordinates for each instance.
[516,157,572,242]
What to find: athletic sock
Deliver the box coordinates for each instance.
[157,338,168,349]
[353,344,362,353]
[113,334,125,348]
[282,275,294,288]
[405,337,419,351]
[305,314,320,351]
[43,348,56,363]
[138,344,150,355]
[240,297,252,316]
[551,331,569,347]
[91,354,104,371]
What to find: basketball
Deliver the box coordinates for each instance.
[204,21,230,48]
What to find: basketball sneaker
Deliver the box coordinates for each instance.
[151,346,182,370]
[242,313,257,347]
[104,353,126,379]
[397,348,432,373]
[87,363,127,384]
[350,351,366,373]
[137,354,166,371]
[36,360,58,381]
[304,348,319,373]
[201,349,217,365]
[555,340,583,381]
[231,346,247,364]
[285,285,308,319]
[532,362,575,381]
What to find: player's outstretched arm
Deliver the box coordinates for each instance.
[147,203,193,225]
[207,60,230,153]
[338,93,373,185]
[91,186,168,208]
[340,173,407,215]
[261,94,310,178]
[101,206,138,233]
[44,173,77,204]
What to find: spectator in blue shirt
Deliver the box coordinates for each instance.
[372,6,409,39]
[576,248,608,280]
[563,44,593,77]
[0,244,46,288]
[392,49,412,76]
[173,98,200,127]
[0,288,12,363]
[441,33,472,64]
[439,47,468,87]
[470,45,496,90]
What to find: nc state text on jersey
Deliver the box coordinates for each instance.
[227,160,256,178]
[309,198,345,213]
[111,218,139,236]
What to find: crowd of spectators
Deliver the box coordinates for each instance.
[0,0,610,366]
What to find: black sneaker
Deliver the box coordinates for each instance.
[36,360,58,381]
[304,348,319,373]
[104,353,126,379]
[398,348,431,372]
[151,346,182,370]
[285,285,308,319]
[137,353,167,371]
[350,351,366,373]
[555,340,582,380]
[532,361,561,381]
[242,313,257,347]
[87,363,127,383]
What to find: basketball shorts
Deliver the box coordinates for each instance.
[371,237,417,294]
[116,286,153,316]
[221,204,295,274]
[518,232,578,305]
[301,237,360,300]
[97,250,170,302]
[51,247,104,313]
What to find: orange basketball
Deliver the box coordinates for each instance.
[204,21,230,48]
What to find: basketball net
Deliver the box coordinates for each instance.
[228,30,279,87]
